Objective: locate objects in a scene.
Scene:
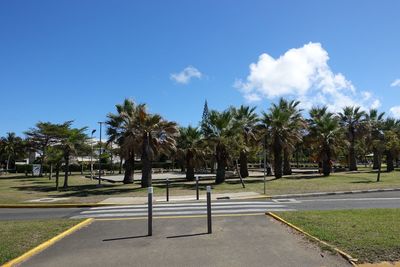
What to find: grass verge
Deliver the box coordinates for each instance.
[275,209,400,263]
[1,168,400,204]
[0,219,83,265]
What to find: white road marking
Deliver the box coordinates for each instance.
[299,197,400,202]
[90,201,279,210]
[81,204,286,214]
[71,208,296,219]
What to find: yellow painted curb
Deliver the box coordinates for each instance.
[1,218,94,267]
[266,212,359,267]
[95,212,266,221]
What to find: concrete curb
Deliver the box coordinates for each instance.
[266,212,358,267]
[271,188,400,199]
[2,218,94,267]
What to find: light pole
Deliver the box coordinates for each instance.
[98,122,104,186]
[263,134,266,195]
[90,129,96,180]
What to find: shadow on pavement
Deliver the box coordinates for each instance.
[167,232,208,239]
[102,234,149,241]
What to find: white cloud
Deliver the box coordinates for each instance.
[170,66,202,84]
[390,79,400,87]
[390,106,400,119]
[235,42,379,112]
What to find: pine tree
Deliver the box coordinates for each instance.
[201,100,211,136]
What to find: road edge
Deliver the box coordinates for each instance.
[271,188,400,199]
[266,212,359,267]
[1,218,94,267]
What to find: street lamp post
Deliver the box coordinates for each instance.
[98,122,104,187]
[263,134,266,195]
[90,129,96,180]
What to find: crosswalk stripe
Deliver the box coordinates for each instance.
[71,208,295,219]
[81,204,286,214]
[90,201,280,210]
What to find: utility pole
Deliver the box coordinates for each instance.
[90,129,96,180]
[98,122,104,187]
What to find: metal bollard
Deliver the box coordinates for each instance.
[166,178,169,202]
[206,185,212,234]
[196,176,199,200]
[148,187,153,236]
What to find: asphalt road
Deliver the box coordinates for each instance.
[0,191,399,220]
[21,215,350,267]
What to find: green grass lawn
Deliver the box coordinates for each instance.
[275,209,400,263]
[0,219,83,265]
[0,168,399,204]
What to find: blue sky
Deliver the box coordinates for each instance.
[1,0,400,138]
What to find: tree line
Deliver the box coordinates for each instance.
[1,97,399,188]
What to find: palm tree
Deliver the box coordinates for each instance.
[136,105,179,187]
[382,118,400,172]
[307,107,345,176]
[232,105,259,178]
[282,100,306,175]
[0,132,24,172]
[203,109,238,184]
[365,109,385,169]
[177,126,204,180]
[106,99,141,184]
[260,99,305,179]
[46,146,64,190]
[54,122,88,188]
[338,106,366,171]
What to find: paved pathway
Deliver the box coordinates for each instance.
[22,215,350,267]
[71,199,294,219]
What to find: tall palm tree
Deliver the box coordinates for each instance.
[307,107,345,176]
[177,126,204,180]
[232,105,259,178]
[282,100,306,175]
[338,106,366,171]
[106,99,141,184]
[136,105,179,187]
[260,99,305,179]
[0,132,24,172]
[382,118,400,172]
[204,109,238,184]
[365,109,385,169]
[55,123,88,188]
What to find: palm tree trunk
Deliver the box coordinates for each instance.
[210,158,215,173]
[6,154,10,172]
[123,154,134,184]
[49,163,53,180]
[283,149,292,175]
[186,150,195,181]
[118,158,123,174]
[239,150,249,178]
[322,147,332,176]
[373,148,379,169]
[386,151,394,172]
[349,141,357,171]
[215,142,227,184]
[377,153,382,182]
[141,133,152,188]
[63,154,69,188]
[39,151,45,177]
[55,164,60,190]
[273,137,283,179]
